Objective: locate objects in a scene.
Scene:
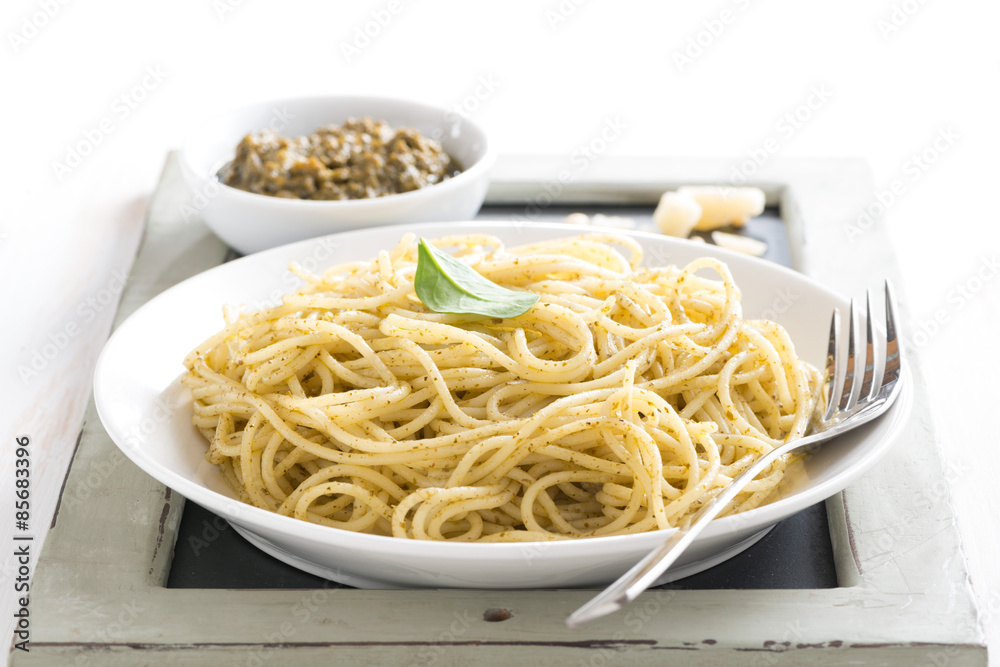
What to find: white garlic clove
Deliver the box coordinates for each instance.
[653,191,702,237]
[563,212,592,226]
[711,230,768,257]
[678,186,766,230]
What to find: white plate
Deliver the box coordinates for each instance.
[94,222,912,589]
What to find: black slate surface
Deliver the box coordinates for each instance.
[167,500,838,590]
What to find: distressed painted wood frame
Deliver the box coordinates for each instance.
[16,155,986,666]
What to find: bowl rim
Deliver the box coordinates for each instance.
[178,93,497,209]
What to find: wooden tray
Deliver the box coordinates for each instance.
[16,155,986,666]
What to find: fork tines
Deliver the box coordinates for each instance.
[826,280,902,421]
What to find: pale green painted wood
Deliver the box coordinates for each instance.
[14,154,986,666]
[12,643,990,667]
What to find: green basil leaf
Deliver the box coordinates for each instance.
[415,238,540,318]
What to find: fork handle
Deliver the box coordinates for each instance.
[565,442,795,628]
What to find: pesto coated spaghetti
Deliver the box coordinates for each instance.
[182,233,821,542]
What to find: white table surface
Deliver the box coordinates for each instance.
[2,0,997,662]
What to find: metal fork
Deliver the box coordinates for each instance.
[566,280,905,628]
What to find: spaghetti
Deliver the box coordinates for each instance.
[182,233,821,542]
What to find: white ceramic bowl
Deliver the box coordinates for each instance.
[94,222,912,589]
[178,96,495,255]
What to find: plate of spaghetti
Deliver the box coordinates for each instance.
[94,222,911,588]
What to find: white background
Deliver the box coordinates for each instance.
[2,0,998,662]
